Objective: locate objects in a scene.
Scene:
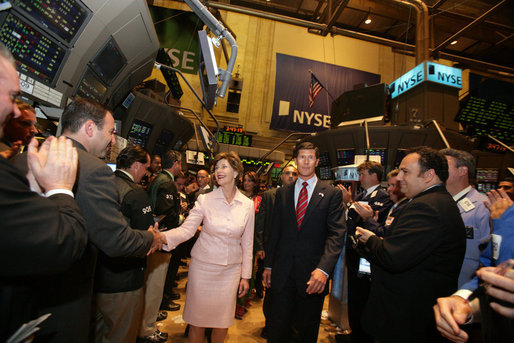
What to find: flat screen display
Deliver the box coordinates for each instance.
[368,148,387,166]
[13,0,91,45]
[127,119,153,148]
[319,166,332,180]
[336,149,355,166]
[0,11,68,85]
[75,67,107,102]
[318,152,330,167]
[90,37,126,86]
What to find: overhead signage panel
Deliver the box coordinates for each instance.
[426,62,462,89]
[389,63,425,99]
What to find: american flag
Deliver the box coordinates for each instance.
[308,73,324,108]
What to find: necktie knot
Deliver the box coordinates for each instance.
[302,181,308,187]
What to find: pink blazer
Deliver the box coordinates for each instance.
[163,187,255,279]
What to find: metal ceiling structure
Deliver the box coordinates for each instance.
[205,0,514,77]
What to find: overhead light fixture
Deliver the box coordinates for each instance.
[450,40,458,45]
[364,17,372,24]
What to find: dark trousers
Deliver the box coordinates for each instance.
[255,258,265,296]
[262,286,272,328]
[346,248,374,343]
[268,273,325,343]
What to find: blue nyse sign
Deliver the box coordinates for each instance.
[390,61,462,99]
[270,54,380,132]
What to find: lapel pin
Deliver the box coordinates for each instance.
[319,192,324,198]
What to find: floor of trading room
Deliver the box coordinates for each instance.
[157,261,344,342]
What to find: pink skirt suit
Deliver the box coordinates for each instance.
[163,187,254,328]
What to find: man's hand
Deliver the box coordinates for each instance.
[485,189,513,219]
[255,250,265,260]
[433,296,472,343]
[355,227,375,244]
[306,269,327,294]
[336,184,352,204]
[27,136,78,192]
[263,269,271,288]
[0,140,21,159]
[477,262,514,319]
[147,223,166,255]
[238,278,250,298]
[354,202,375,220]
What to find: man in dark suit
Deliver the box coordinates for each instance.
[356,146,466,343]
[0,44,87,341]
[93,145,155,343]
[342,160,392,343]
[31,98,165,342]
[263,142,346,343]
[255,165,298,338]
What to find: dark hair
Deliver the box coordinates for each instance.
[387,169,399,179]
[161,150,182,169]
[151,154,161,162]
[293,141,319,158]
[440,148,475,180]
[243,171,259,195]
[407,146,449,183]
[61,98,109,133]
[116,145,149,169]
[213,151,244,179]
[357,161,384,180]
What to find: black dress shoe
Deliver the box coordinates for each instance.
[160,300,181,311]
[137,330,168,343]
[156,311,167,322]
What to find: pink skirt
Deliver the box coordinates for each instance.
[183,258,241,328]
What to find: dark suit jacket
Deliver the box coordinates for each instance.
[254,187,277,253]
[362,185,466,343]
[148,170,181,230]
[94,170,155,293]
[32,139,153,342]
[0,156,87,341]
[264,179,346,294]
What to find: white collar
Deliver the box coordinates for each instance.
[453,185,472,201]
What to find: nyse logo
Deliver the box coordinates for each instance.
[278,101,331,128]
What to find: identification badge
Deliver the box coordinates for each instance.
[464,226,474,239]
[491,234,501,260]
[370,190,378,198]
[458,197,475,212]
[358,258,371,275]
[385,216,394,226]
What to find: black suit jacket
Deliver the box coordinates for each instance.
[94,170,155,293]
[264,179,346,294]
[32,139,153,342]
[148,170,181,230]
[254,187,277,252]
[362,185,466,343]
[0,157,87,341]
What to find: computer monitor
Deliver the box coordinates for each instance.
[90,37,127,86]
[127,119,153,148]
[197,30,218,109]
[0,11,69,86]
[336,149,355,166]
[13,0,92,46]
[74,67,108,102]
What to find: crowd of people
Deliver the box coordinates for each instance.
[1,40,514,343]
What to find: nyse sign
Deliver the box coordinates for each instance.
[390,62,462,99]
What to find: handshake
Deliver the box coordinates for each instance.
[147,223,168,255]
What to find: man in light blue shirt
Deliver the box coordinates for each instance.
[442,148,491,287]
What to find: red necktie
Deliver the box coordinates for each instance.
[296,182,308,229]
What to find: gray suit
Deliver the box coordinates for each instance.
[33,139,153,343]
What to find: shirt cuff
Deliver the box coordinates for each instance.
[45,189,74,198]
[453,289,473,300]
[316,268,329,277]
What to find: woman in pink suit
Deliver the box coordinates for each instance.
[162,151,254,343]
